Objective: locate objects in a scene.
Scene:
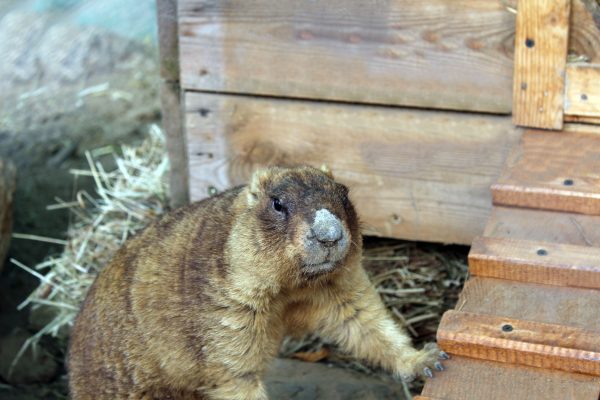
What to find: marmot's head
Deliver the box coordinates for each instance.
[244,165,361,285]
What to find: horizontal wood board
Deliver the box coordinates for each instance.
[469,236,600,289]
[185,92,521,244]
[179,0,516,113]
[438,310,600,376]
[178,0,600,114]
[565,64,600,118]
[492,129,600,215]
[421,355,600,400]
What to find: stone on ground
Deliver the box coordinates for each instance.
[265,358,407,400]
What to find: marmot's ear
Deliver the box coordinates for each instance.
[320,164,334,179]
[247,168,270,205]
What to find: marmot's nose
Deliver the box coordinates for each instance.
[311,209,343,247]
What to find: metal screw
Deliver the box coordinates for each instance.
[537,248,548,256]
[581,94,588,101]
[207,186,218,196]
[525,38,535,48]
[563,179,574,186]
[502,324,513,332]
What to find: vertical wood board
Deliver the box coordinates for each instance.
[484,206,600,246]
[157,0,190,207]
[185,92,521,244]
[492,129,600,215]
[178,0,516,113]
[421,355,600,400]
[512,0,571,129]
[457,277,600,332]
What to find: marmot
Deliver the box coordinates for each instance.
[68,165,446,399]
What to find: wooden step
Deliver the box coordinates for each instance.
[421,355,600,400]
[492,129,600,215]
[456,277,600,331]
[437,310,600,376]
[483,206,600,246]
[469,236,600,289]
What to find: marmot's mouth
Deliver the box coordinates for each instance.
[302,260,337,277]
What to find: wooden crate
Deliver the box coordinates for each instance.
[158,0,600,244]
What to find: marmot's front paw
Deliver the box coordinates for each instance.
[397,342,449,382]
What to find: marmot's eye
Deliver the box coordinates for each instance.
[272,198,284,213]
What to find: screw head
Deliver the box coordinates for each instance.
[207,186,218,196]
[525,38,535,48]
[502,324,513,332]
[563,179,574,186]
[537,248,548,256]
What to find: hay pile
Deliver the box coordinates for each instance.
[13,128,467,392]
[11,125,168,369]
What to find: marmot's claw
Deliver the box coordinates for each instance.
[423,367,434,378]
[439,351,450,360]
[434,361,444,371]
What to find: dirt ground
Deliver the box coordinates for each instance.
[0,5,468,400]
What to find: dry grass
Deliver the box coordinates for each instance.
[10,124,168,373]
[11,127,468,394]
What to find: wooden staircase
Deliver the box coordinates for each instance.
[418,128,600,399]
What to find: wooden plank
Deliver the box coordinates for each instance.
[569,0,600,64]
[178,0,516,114]
[157,0,190,208]
[564,114,600,125]
[469,236,600,289]
[421,355,600,400]
[457,277,600,332]
[565,64,600,119]
[185,92,522,244]
[437,310,600,376]
[484,206,600,246]
[492,129,600,215]
[512,0,571,129]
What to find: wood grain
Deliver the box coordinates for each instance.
[457,277,600,332]
[512,0,571,129]
[178,0,516,113]
[484,206,600,246]
[437,310,600,376]
[421,355,600,400]
[157,0,190,208]
[185,92,522,244]
[469,236,600,289]
[492,129,600,215]
[569,0,600,64]
[565,64,600,119]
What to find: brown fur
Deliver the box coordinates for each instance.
[68,166,440,400]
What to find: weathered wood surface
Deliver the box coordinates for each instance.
[421,355,600,400]
[469,236,600,289]
[157,0,190,208]
[0,159,16,271]
[438,310,600,376]
[456,277,600,331]
[565,64,600,119]
[185,92,522,244]
[569,0,600,64]
[179,0,516,113]
[492,129,600,215]
[484,206,600,246]
[512,0,571,129]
